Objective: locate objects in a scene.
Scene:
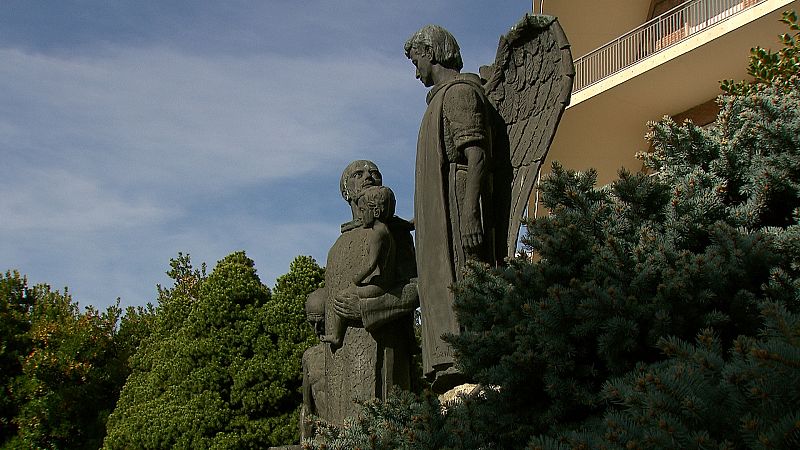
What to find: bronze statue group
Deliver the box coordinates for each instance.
[300,15,573,437]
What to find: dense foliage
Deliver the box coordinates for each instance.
[456,76,799,448]
[308,15,800,450]
[0,271,151,449]
[104,252,323,449]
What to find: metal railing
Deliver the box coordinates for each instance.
[573,0,765,92]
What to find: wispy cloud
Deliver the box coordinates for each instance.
[1,46,417,191]
[0,167,169,232]
[1,1,532,309]
[0,39,420,307]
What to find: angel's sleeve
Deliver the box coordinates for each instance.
[442,84,490,162]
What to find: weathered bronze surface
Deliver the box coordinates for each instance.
[405,15,573,392]
[303,161,418,428]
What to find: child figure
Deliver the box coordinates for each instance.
[322,185,396,349]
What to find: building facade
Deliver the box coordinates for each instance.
[531,0,798,215]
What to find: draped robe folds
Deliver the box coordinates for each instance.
[415,73,495,380]
[320,218,417,425]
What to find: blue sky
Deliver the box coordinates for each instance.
[1,1,538,311]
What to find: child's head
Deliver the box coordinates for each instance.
[356,185,396,227]
[305,289,326,336]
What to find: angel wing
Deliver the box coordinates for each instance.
[481,14,574,259]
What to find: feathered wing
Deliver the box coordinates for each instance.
[482,14,574,259]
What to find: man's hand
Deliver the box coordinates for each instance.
[333,289,362,321]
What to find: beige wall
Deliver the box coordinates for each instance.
[648,0,688,18]
[544,1,652,57]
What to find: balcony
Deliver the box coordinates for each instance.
[561,0,796,108]
[573,0,767,93]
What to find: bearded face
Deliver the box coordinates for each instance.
[344,162,382,203]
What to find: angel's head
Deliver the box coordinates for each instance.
[404,25,463,73]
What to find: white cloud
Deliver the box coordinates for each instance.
[0,42,422,309]
[0,44,419,227]
[0,0,532,310]
[0,167,170,232]
[0,45,418,190]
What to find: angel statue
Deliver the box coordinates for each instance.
[405,14,574,392]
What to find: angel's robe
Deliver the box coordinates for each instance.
[415,73,497,386]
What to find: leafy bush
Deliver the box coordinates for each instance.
[0,271,146,449]
[104,253,323,449]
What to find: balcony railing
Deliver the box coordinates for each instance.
[573,0,765,92]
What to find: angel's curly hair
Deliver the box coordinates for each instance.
[404,24,463,71]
